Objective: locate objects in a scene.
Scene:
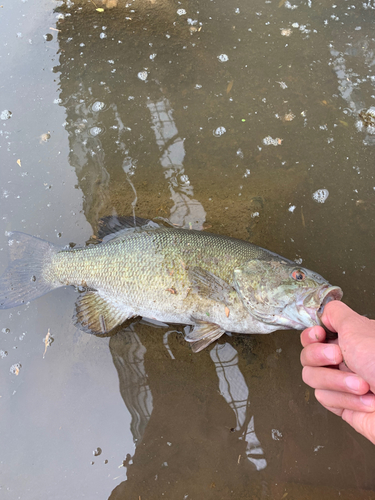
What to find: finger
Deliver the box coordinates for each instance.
[315,389,375,413]
[302,367,370,394]
[321,300,367,334]
[341,409,375,445]
[300,343,343,367]
[300,325,326,347]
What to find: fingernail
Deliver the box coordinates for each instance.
[308,327,319,341]
[345,376,361,391]
[360,394,375,408]
[323,345,338,363]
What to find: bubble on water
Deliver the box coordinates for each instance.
[93,447,102,457]
[272,429,283,441]
[137,70,148,81]
[217,54,229,62]
[92,101,105,112]
[251,212,259,218]
[53,98,62,104]
[263,136,282,146]
[90,127,103,136]
[0,350,8,359]
[2,328,10,334]
[100,32,107,39]
[312,189,329,203]
[213,126,226,137]
[10,363,21,375]
[1,110,12,120]
[177,9,186,15]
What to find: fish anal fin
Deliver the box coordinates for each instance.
[74,291,135,335]
[185,319,225,352]
[188,267,233,305]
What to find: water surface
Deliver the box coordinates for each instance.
[1,0,375,498]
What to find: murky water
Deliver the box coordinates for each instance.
[1,0,375,498]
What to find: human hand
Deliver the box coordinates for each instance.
[300,300,375,445]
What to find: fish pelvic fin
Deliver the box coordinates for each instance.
[74,291,135,335]
[185,319,226,353]
[0,232,60,309]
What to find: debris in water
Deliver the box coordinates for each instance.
[93,447,102,456]
[0,110,12,120]
[280,28,292,36]
[40,131,51,144]
[282,113,295,122]
[226,80,234,94]
[225,306,230,318]
[312,189,329,203]
[10,363,21,376]
[43,329,54,358]
[17,159,21,167]
[263,136,283,146]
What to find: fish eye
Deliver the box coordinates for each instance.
[291,269,306,281]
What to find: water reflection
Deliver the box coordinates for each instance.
[108,324,268,499]
[148,97,206,228]
[210,343,267,471]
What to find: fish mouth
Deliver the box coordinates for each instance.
[303,285,343,325]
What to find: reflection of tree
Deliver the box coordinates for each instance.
[54,1,206,228]
[108,322,267,500]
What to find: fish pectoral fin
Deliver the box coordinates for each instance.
[185,319,226,353]
[74,291,134,335]
[187,267,233,304]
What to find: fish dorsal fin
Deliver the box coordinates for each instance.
[187,267,233,305]
[74,291,136,335]
[184,319,226,352]
[96,216,160,243]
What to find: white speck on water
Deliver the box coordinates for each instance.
[100,32,107,39]
[263,136,282,146]
[284,1,298,8]
[92,101,105,112]
[218,54,229,62]
[251,212,259,218]
[1,110,12,120]
[90,127,102,136]
[295,257,303,265]
[314,445,324,452]
[276,348,282,353]
[292,22,299,28]
[108,59,114,64]
[243,169,250,178]
[235,7,240,14]
[180,174,190,185]
[10,363,21,375]
[288,205,296,212]
[277,81,288,89]
[213,126,226,137]
[177,8,186,15]
[0,350,8,359]
[150,53,157,60]
[272,429,283,440]
[187,18,198,25]
[137,70,148,81]
[312,189,329,203]
[237,148,244,158]
[195,84,202,89]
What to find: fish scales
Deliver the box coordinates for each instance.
[0,218,343,352]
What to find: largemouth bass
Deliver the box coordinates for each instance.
[0,216,342,352]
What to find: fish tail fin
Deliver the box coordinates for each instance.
[0,232,61,309]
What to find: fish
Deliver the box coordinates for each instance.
[0,216,343,352]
